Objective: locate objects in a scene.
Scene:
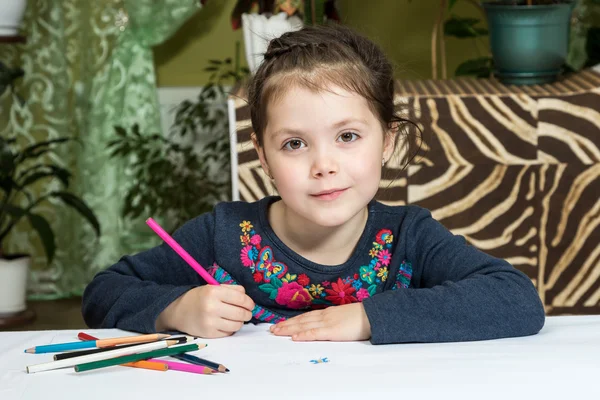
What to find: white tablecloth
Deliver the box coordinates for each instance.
[1,316,599,400]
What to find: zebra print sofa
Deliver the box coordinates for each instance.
[229,68,600,316]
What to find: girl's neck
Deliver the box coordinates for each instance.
[268,199,369,266]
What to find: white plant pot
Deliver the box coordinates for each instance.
[242,12,303,73]
[0,0,27,36]
[0,256,30,314]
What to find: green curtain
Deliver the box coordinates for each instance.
[0,0,201,299]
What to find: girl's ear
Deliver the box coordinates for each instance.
[252,132,273,179]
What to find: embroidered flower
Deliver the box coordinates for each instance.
[360,265,376,284]
[250,234,261,246]
[356,288,370,301]
[282,273,297,283]
[352,280,362,291]
[372,242,383,251]
[240,245,255,267]
[240,221,253,232]
[325,278,357,305]
[275,281,313,309]
[322,280,331,287]
[369,248,378,258]
[377,266,388,281]
[253,271,264,283]
[377,249,391,266]
[240,234,250,245]
[308,283,324,297]
[297,274,310,286]
[376,229,393,245]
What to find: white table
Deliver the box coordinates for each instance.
[1,316,599,400]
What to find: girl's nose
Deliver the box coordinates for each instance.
[310,151,338,178]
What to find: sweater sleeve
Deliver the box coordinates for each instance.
[81,212,215,333]
[362,207,545,345]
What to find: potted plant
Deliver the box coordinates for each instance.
[108,48,249,234]
[0,0,27,36]
[231,0,340,72]
[482,0,576,85]
[0,67,101,323]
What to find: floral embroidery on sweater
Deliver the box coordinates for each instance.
[207,263,287,323]
[235,220,412,310]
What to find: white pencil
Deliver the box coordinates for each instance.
[26,338,180,374]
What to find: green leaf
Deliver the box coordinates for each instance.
[1,203,27,220]
[270,276,283,288]
[16,138,72,164]
[27,212,56,264]
[448,0,459,10]
[50,191,101,237]
[455,57,493,77]
[444,16,487,38]
[269,289,278,300]
[259,283,275,293]
[368,284,377,296]
[208,59,222,65]
[115,126,127,137]
[19,165,71,188]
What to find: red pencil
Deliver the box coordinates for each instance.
[78,332,97,341]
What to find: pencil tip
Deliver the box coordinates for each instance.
[25,348,34,354]
[225,368,230,372]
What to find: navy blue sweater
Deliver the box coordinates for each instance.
[82,196,545,344]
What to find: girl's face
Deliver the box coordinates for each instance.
[254,85,394,228]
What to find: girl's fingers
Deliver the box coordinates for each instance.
[219,303,253,322]
[215,317,244,333]
[272,321,324,337]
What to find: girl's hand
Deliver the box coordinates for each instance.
[156,284,255,338]
[269,303,371,341]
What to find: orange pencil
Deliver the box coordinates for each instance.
[124,360,168,371]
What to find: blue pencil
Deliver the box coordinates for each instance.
[24,333,171,354]
[171,352,230,372]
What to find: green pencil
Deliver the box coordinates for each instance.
[74,343,201,373]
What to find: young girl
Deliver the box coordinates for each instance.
[82,25,545,345]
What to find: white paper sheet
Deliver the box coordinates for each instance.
[1,316,600,400]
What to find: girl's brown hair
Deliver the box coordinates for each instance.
[247,24,422,169]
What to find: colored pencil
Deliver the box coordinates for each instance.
[25,333,170,354]
[54,336,193,360]
[146,218,219,285]
[147,358,214,375]
[171,353,229,373]
[123,360,168,371]
[26,339,181,374]
[74,343,200,373]
[78,332,97,341]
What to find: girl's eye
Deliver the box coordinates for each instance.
[338,132,359,142]
[283,139,305,151]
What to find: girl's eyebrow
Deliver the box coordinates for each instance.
[271,118,368,139]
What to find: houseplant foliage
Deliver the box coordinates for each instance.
[0,135,101,264]
[108,50,249,234]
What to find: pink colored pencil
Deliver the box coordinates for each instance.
[146,218,219,285]
[148,358,214,375]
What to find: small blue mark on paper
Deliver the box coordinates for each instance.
[310,357,329,364]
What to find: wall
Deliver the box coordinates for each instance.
[153,0,488,86]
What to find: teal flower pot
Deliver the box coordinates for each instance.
[482,1,575,85]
